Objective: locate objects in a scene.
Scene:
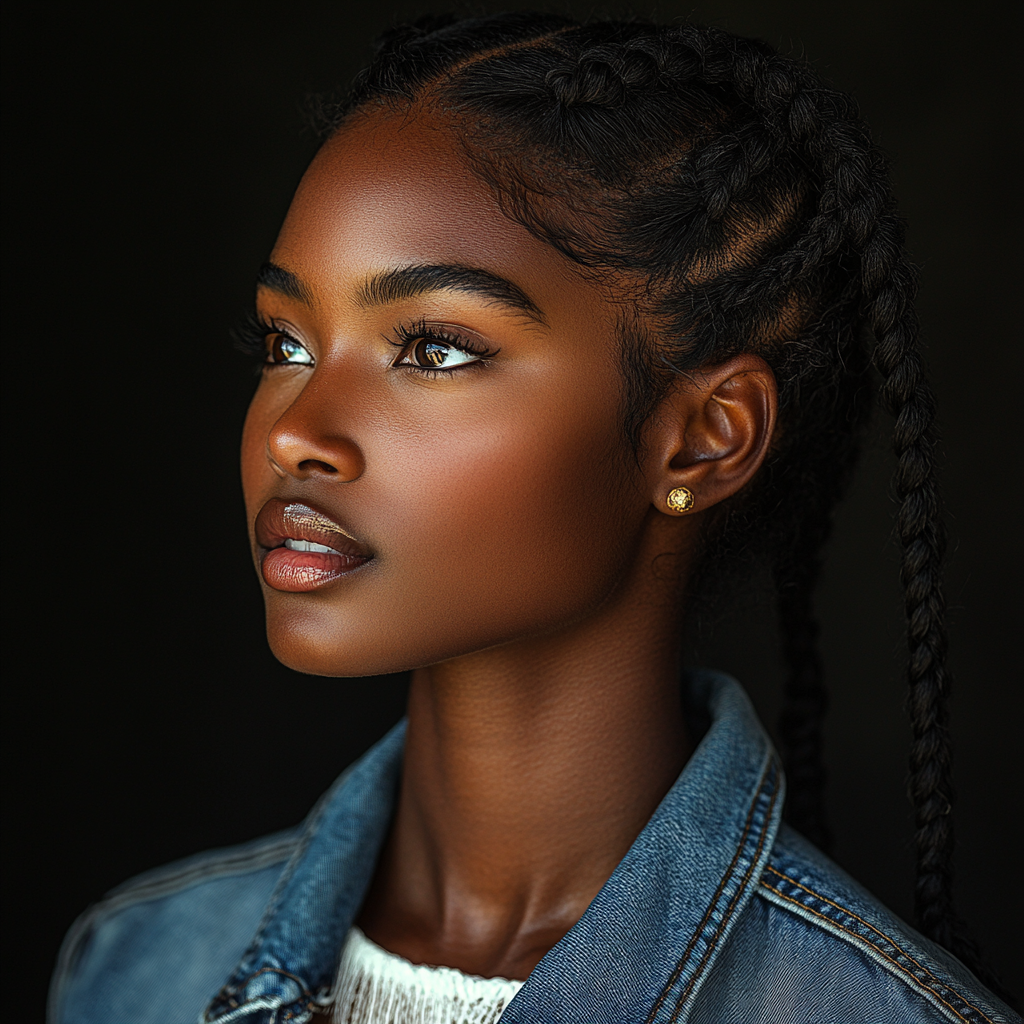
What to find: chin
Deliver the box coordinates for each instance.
[261,602,549,678]
[263,600,453,678]
[265,614,403,678]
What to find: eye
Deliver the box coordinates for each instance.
[268,332,313,366]
[390,323,496,373]
[401,338,482,370]
[232,311,314,367]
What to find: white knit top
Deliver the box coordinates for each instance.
[331,927,524,1024]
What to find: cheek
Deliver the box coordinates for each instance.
[251,364,646,676]
[375,384,641,642]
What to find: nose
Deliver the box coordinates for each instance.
[265,376,365,482]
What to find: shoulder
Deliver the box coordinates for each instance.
[694,824,1018,1024]
[48,828,299,1024]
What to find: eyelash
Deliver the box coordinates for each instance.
[231,311,499,376]
[390,320,498,377]
[233,310,292,363]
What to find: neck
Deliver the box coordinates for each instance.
[356,531,694,980]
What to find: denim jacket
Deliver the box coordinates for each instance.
[49,670,1017,1024]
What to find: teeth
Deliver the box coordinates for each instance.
[284,538,342,555]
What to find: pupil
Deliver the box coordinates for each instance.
[421,341,449,366]
[274,336,297,362]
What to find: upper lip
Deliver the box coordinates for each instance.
[254,498,373,560]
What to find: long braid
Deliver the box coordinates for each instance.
[866,236,1001,984]
[735,44,1008,992]
[720,39,998,984]
[867,239,1014,1003]
[772,67,969,959]
[866,225,953,918]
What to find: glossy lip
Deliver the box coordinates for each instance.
[255,498,373,592]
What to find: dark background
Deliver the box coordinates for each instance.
[4,0,1022,1002]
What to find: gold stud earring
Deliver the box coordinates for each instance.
[666,486,695,513]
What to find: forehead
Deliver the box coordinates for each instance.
[270,108,598,313]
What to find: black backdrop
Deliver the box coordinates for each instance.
[4,0,1022,1002]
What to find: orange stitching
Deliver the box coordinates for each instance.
[765,867,941,975]
[667,769,780,1023]
[644,757,776,1023]
[763,868,990,1021]
[760,882,992,1024]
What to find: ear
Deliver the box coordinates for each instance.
[643,354,777,516]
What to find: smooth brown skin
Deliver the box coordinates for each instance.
[241,108,777,990]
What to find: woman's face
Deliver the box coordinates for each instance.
[241,109,657,676]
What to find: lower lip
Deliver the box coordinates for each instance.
[260,547,370,592]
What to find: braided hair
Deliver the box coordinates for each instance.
[316,11,1005,997]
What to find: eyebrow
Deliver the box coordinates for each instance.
[257,260,547,326]
[359,264,546,325]
[256,262,312,304]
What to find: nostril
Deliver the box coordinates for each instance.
[297,459,338,474]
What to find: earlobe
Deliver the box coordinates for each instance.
[650,354,777,516]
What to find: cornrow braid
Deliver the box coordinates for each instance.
[315,12,1010,1000]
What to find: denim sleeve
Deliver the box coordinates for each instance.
[48,835,295,1024]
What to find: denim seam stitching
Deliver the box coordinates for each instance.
[643,757,767,1022]
[764,867,991,1022]
[102,838,298,907]
[644,754,778,1024]
[759,881,990,1024]
[667,758,780,1023]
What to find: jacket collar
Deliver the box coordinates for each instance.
[203,669,783,1023]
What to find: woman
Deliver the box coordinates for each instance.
[47,11,1018,1023]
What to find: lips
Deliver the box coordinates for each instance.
[255,498,372,592]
